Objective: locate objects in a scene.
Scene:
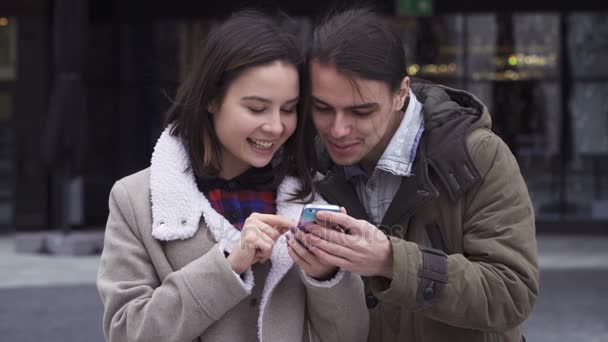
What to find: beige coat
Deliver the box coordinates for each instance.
[97,130,369,342]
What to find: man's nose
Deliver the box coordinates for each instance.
[330,113,352,139]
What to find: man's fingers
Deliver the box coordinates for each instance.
[314,211,366,234]
[309,245,351,270]
[305,223,359,246]
[303,233,357,260]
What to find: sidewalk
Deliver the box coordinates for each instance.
[1,233,608,289]
[0,235,100,289]
[1,233,607,342]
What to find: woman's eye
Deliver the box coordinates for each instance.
[281,107,296,114]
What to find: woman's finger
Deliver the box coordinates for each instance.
[249,213,295,234]
[252,232,273,260]
[255,220,282,241]
[287,241,311,268]
[288,233,316,265]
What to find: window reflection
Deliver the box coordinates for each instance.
[392,12,608,222]
[0,17,17,81]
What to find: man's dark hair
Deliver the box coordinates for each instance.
[166,10,316,200]
[311,8,408,92]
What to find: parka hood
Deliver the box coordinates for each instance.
[411,81,492,201]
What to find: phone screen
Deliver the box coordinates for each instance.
[297,204,341,230]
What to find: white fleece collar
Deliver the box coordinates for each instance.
[149,127,311,245]
[149,127,330,341]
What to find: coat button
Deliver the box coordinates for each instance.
[423,284,435,300]
[416,189,430,197]
[250,298,258,307]
[366,294,378,308]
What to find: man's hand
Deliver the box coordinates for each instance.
[287,227,338,280]
[301,210,394,278]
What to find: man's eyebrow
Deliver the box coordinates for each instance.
[312,97,332,107]
[348,103,379,110]
[312,96,379,110]
[241,96,271,103]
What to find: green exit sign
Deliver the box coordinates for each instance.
[396,0,434,16]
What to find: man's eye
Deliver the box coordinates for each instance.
[248,107,265,114]
[352,110,373,117]
[313,104,332,112]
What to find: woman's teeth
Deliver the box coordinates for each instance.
[248,138,274,150]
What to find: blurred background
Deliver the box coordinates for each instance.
[0,0,607,341]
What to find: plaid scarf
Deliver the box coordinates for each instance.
[196,166,276,230]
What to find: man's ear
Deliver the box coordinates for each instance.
[394,76,410,110]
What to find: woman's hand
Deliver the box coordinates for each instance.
[227,213,293,274]
[288,227,338,280]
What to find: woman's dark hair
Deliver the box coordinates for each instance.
[311,8,408,93]
[166,10,317,201]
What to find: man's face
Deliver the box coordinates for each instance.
[310,62,408,170]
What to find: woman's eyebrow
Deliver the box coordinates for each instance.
[241,96,299,105]
[284,97,299,105]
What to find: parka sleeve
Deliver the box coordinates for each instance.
[300,269,369,341]
[369,129,540,331]
[97,180,253,342]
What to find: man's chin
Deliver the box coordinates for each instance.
[327,152,360,166]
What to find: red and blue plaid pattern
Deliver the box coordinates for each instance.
[196,166,277,230]
[205,188,275,230]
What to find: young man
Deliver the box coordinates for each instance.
[299,8,539,342]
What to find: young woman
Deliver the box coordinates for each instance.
[96,10,368,342]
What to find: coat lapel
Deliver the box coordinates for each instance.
[317,166,370,222]
[317,154,438,238]
[380,152,437,231]
[150,128,205,241]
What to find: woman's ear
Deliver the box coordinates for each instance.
[207,99,219,114]
[394,76,410,110]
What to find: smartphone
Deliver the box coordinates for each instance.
[297,204,342,231]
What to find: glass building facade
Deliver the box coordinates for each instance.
[1,1,607,233]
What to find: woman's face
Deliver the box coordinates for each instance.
[211,61,299,180]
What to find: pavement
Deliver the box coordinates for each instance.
[1,233,607,341]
